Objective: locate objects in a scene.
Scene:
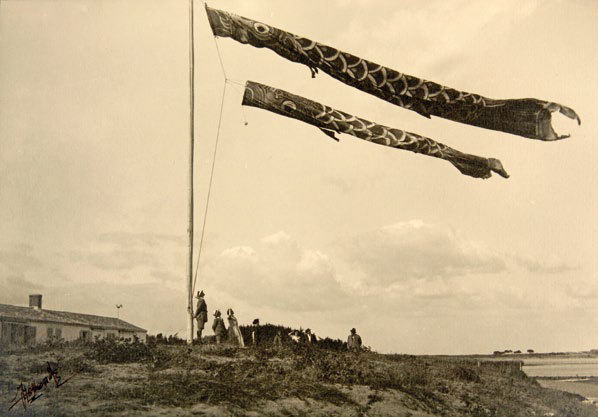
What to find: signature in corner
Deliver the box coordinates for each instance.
[8,361,77,411]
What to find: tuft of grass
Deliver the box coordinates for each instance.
[28,361,50,374]
[197,344,238,358]
[102,367,353,409]
[61,355,98,374]
[99,346,357,410]
[452,365,482,383]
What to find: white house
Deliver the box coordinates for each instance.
[0,295,146,347]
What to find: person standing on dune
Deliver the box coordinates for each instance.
[212,310,227,344]
[251,318,260,346]
[193,290,208,343]
[227,308,245,347]
[347,328,362,352]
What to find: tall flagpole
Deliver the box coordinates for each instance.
[186,0,195,344]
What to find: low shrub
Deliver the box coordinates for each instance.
[85,337,155,364]
[239,323,346,351]
[148,333,186,345]
[61,355,98,374]
[452,366,481,383]
[109,359,354,409]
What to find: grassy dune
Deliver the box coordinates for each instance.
[2,337,598,416]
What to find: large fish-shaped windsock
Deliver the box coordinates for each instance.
[206,5,580,141]
[243,81,509,180]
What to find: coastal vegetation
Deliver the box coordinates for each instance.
[1,327,597,416]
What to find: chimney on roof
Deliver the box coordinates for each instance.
[29,294,42,310]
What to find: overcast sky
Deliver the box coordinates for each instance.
[1,0,597,354]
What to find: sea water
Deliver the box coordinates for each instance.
[523,358,598,378]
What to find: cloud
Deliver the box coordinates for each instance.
[565,276,598,301]
[150,268,181,283]
[204,222,579,321]
[0,273,46,307]
[514,255,578,274]
[70,248,157,271]
[333,220,506,286]
[1,223,583,353]
[0,243,43,273]
[334,0,539,78]
[4,274,45,289]
[408,278,469,300]
[204,232,350,312]
[68,231,186,280]
[261,231,295,247]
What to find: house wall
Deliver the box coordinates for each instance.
[0,321,87,346]
[0,321,35,346]
[119,331,135,341]
[1,319,147,346]
[31,321,90,342]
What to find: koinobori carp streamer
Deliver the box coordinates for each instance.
[206,5,580,141]
[243,81,509,179]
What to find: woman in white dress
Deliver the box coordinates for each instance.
[227,308,245,347]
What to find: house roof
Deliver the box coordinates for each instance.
[0,304,146,333]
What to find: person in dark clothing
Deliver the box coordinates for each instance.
[251,318,259,346]
[193,290,208,343]
[212,310,227,344]
[305,328,317,344]
[347,328,362,351]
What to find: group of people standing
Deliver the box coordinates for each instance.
[194,290,363,351]
[212,308,245,346]
[193,290,254,346]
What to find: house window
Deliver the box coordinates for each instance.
[79,330,90,341]
[24,326,36,344]
[10,323,24,344]
[1,323,10,344]
[47,328,54,338]
[55,328,62,339]
[106,332,116,339]
[10,324,20,343]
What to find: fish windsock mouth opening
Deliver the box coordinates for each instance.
[205,5,235,39]
[206,5,269,46]
[205,5,222,35]
[539,102,581,141]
